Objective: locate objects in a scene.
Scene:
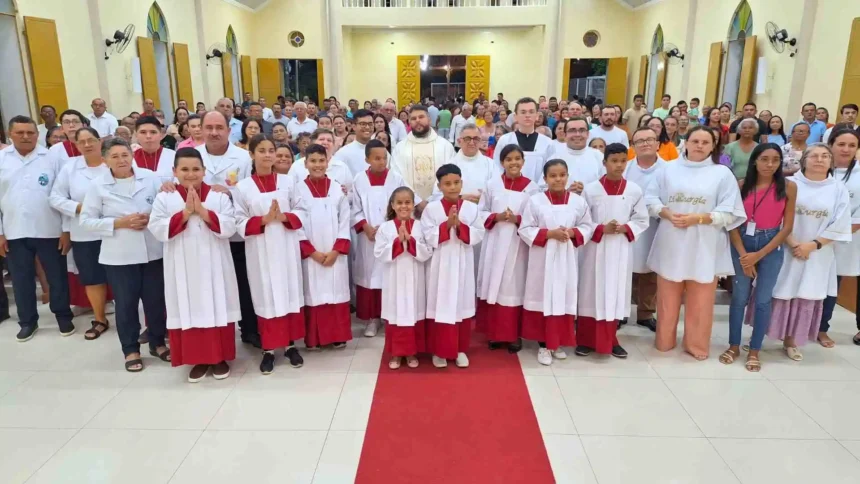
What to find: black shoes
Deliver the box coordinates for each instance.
[332,342,347,349]
[260,352,275,375]
[285,347,304,368]
[59,321,76,337]
[574,345,593,357]
[507,339,523,354]
[488,341,504,350]
[611,345,628,358]
[241,332,262,349]
[0,311,10,324]
[16,324,38,342]
[637,318,657,332]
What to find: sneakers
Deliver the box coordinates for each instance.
[637,318,657,332]
[455,352,470,368]
[332,342,348,349]
[363,319,380,337]
[59,321,76,337]
[285,347,304,368]
[537,347,552,366]
[552,348,567,360]
[16,325,38,342]
[611,345,628,359]
[188,364,209,383]
[212,361,231,380]
[574,345,593,357]
[432,355,448,368]
[260,352,275,375]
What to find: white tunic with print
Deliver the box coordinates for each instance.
[833,166,860,276]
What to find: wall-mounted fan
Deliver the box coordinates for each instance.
[206,42,227,65]
[766,21,798,57]
[104,24,135,60]
[664,43,685,66]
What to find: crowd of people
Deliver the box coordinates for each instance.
[0,88,859,380]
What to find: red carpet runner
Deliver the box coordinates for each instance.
[356,334,555,483]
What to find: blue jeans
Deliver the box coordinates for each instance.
[728,227,783,350]
[820,276,860,333]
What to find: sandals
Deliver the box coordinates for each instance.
[389,357,401,370]
[745,356,761,372]
[719,349,738,365]
[125,358,144,372]
[149,347,171,362]
[784,346,803,361]
[84,321,109,340]
[406,356,419,368]
[817,334,836,348]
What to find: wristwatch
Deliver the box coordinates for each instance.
[813,239,822,250]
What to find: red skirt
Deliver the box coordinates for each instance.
[305,303,352,347]
[521,310,575,350]
[67,272,113,308]
[483,301,522,343]
[425,318,472,360]
[576,316,618,354]
[258,310,306,349]
[169,323,236,366]
[355,286,382,320]
[384,320,427,357]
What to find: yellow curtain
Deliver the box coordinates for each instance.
[561,59,571,101]
[222,52,234,99]
[637,55,648,96]
[173,43,193,106]
[317,60,325,106]
[466,55,491,103]
[137,36,160,109]
[256,58,281,105]
[737,36,757,107]
[240,55,253,98]
[704,42,723,108]
[24,17,69,113]
[605,57,628,107]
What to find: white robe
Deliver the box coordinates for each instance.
[391,132,456,201]
[333,140,392,177]
[374,220,432,326]
[286,157,353,191]
[772,172,852,300]
[445,150,499,198]
[519,192,595,316]
[645,157,746,283]
[476,176,541,306]
[578,180,650,321]
[833,166,860,276]
[551,146,606,190]
[233,175,306,319]
[421,200,484,324]
[350,170,409,289]
[493,131,554,185]
[624,157,667,273]
[295,178,352,307]
[133,147,176,182]
[148,189,241,330]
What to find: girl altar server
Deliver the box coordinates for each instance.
[519,159,595,366]
[645,126,746,360]
[767,144,851,361]
[296,144,353,349]
[476,144,541,351]
[374,187,433,369]
[421,164,485,368]
[234,134,307,374]
[577,144,649,358]
[351,139,413,338]
[148,148,241,383]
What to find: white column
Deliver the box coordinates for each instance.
[545,0,562,97]
[679,0,697,100]
[787,0,818,116]
[193,0,212,107]
[324,0,341,99]
[86,0,111,106]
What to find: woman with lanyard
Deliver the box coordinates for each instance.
[79,138,169,372]
[817,128,860,347]
[645,126,746,360]
[720,144,796,371]
[50,127,114,340]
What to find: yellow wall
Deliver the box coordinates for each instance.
[344,27,545,104]
[629,0,689,104]
[804,2,860,118]
[15,0,100,113]
[200,0,257,104]
[254,0,326,59]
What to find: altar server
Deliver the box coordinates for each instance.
[296,144,353,349]
[132,116,175,179]
[421,164,485,368]
[645,126,746,360]
[49,109,88,166]
[375,187,432,369]
[287,128,353,188]
[576,144,649,358]
[149,148,241,382]
[476,144,540,350]
[235,134,306,374]
[519,159,595,366]
[493,97,554,183]
[351,139,412,337]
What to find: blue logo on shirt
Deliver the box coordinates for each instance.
[145,196,154,205]
[38,173,49,186]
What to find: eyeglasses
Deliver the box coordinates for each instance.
[633,138,658,146]
[62,120,82,126]
[460,136,481,144]
[807,153,833,161]
[355,122,373,128]
[565,128,589,134]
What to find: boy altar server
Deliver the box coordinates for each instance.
[577,144,650,358]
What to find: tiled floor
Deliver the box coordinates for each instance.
[2,297,860,483]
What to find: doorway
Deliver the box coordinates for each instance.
[565,59,607,103]
[419,55,466,103]
[281,59,319,103]
[153,40,175,123]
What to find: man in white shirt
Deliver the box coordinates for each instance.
[270,103,290,126]
[0,116,74,340]
[449,103,474,148]
[216,97,243,144]
[287,102,318,138]
[427,97,440,128]
[37,105,59,147]
[332,108,389,176]
[87,98,118,138]
[447,124,496,202]
[259,97,275,123]
[588,106,630,148]
[382,101,408,146]
[823,103,859,143]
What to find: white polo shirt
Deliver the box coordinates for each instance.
[0,144,64,239]
[87,112,119,137]
[287,117,318,138]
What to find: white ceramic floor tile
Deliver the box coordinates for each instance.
[524,376,577,435]
[756,345,860,381]
[87,369,238,430]
[312,430,366,484]
[348,345,384,373]
[169,430,327,484]
[664,379,830,439]
[637,342,765,380]
[207,372,346,430]
[0,339,64,371]
[26,429,200,484]
[839,440,860,460]
[581,435,739,484]
[774,380,860,439]
[0,429,77,484]
[542,434,597,484]
[330,373,378,431]
[0,371,34,398]
[556,377,702,437]
[0,371,133,429]
[711,438,860,484]
[550,341,659,379]
[300,345,357,373]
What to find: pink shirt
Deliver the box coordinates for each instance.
[176,138,203,150]
[743,184,785,230]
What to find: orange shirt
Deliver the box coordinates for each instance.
[627,142,679,161]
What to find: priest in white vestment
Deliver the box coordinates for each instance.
[391,105,455,204]
[552,117,605,193]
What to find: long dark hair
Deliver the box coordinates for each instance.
[386,186,415,221]
[499,144,525,167]
[240,118,262,144]
[249,134,277,175]
[740,143,787,201]
[647,117,670,145]
[373,113,391,138]
[828,127,860,183]
[767,115,787,144]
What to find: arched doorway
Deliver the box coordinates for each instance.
[720,0,753,110]
[646,24,664,109]
[145,2,176,122]
[226,26,241,102]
